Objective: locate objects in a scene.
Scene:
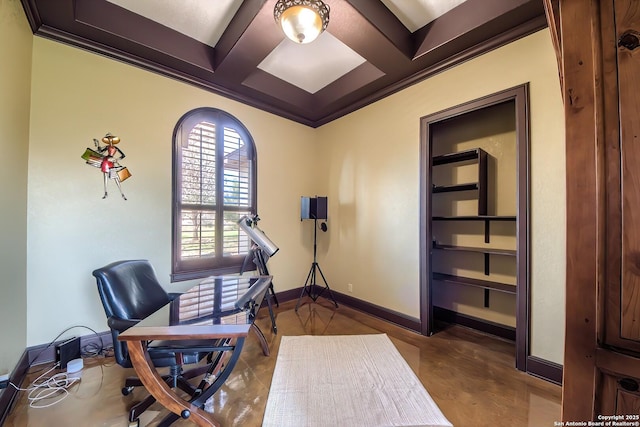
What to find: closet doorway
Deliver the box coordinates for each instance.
[419,85,529,371]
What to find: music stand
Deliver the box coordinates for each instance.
[295,196,339,311]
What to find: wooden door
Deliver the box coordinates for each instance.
[597,2,640,416]
[555,0,640,420]
[611,0,640,351]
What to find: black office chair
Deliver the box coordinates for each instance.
[93,260,214,426]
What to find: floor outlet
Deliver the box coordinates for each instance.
[348,283,353,293]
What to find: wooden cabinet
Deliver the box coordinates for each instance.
[598,370,640,417]
[553,0,640,420]
[603,0,640,354]
[599,0,640,415]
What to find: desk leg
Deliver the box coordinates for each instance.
[251,324,270,356]
[189,338,246,409]
[126,340,220,427]
[265,293,277,334]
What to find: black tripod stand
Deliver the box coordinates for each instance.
[295,218,339,311]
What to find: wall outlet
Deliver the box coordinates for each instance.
[347,283,353,293]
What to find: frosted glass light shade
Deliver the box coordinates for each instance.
[274,0,330,44]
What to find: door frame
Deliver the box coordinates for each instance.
[418,84,530,372]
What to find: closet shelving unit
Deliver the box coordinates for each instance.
[431,147,517,302]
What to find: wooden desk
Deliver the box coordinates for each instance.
[119,275,272,427]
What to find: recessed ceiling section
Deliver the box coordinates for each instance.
[256,32,367,94]
[242,61,385,115]
[380,0,469,32]
[105,0,243,47]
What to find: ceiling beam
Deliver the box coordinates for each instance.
[345,0,414,59]
[18,0,547,128]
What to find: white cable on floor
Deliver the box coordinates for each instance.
[9,363,81,408]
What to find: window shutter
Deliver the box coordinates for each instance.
[222,126,252,257]
[172,108,257,281]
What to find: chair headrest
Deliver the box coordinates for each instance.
[93,260,171,321]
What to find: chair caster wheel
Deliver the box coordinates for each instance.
[181,409,191,419]
[128,419,140,427]
[121,386,134,396]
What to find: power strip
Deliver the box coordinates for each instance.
[56,337,81,369]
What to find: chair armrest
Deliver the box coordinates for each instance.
[108,316,142,332]
[119,324,251,341]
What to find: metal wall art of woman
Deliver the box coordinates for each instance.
[81,133,132,200]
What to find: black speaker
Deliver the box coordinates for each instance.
[314,196,328,220]
[300,196,328,220]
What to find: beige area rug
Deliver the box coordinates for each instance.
[262,334,453,427]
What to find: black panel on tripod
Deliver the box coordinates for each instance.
[301,196,328,220]
[314,196,328,220]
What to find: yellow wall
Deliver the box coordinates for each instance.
[0,0,32,374]
[26,37,318,346]
[4,10,565,367]
[317,29,566,364]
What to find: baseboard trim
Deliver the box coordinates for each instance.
[274,286,422,332]
[433,306,516,341]
[0,331,113,423]
[0,350,29,426]
[527,355,563,385]
[333,291,422,332]
[270,287,302,305]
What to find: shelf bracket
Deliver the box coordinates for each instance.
[484,253,490,275]
[484,253,490,306]
[484,219,490,243]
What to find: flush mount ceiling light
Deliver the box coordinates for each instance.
[274,0,330,44]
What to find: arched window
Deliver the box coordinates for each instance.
[171,108,256,281]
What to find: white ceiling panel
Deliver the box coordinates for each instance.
[106,0,242,47]
[258,31,366,94]
[381,0,469,32]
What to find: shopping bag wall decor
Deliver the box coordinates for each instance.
[81,133,131,200]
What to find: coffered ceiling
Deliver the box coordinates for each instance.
[19,0,546,127]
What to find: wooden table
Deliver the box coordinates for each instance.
[119,275,273,427]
